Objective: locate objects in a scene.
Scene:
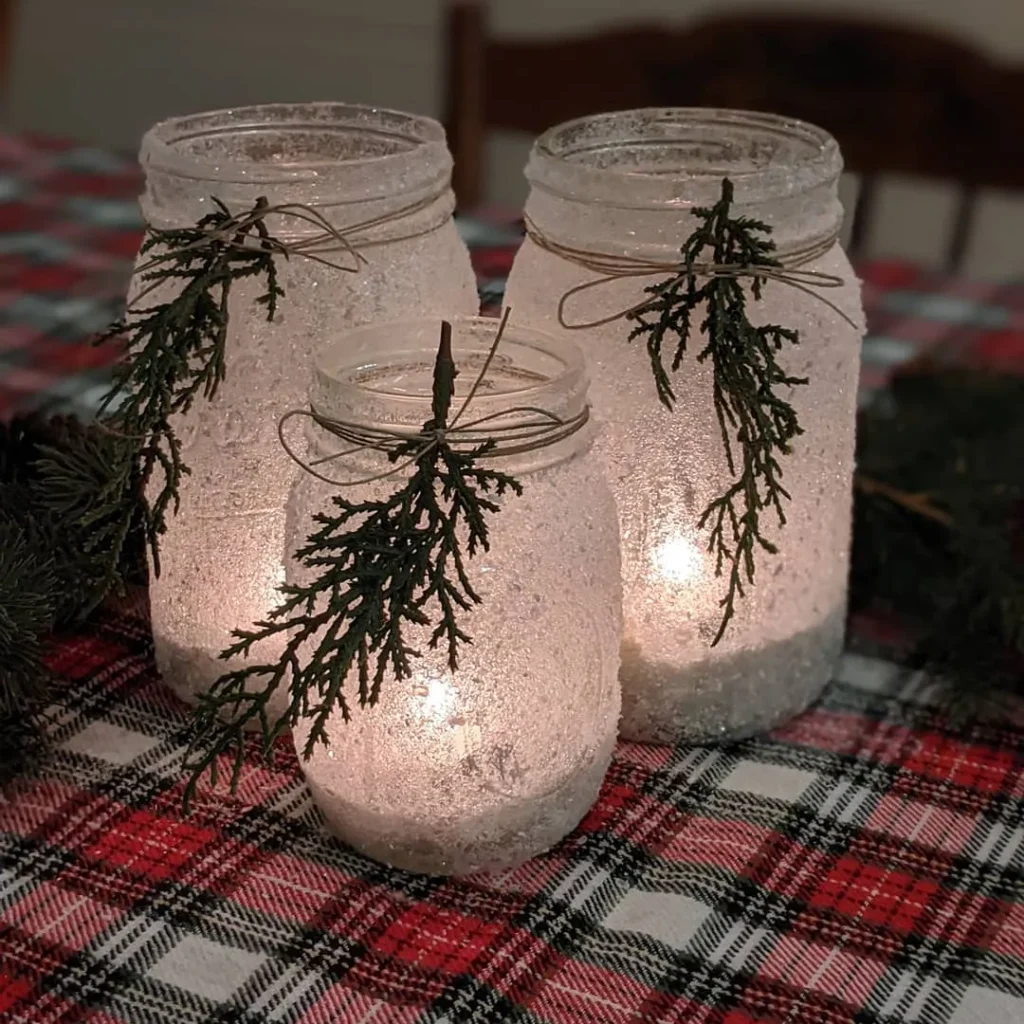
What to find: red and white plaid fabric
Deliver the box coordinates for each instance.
[0,134,1022,1023]
[0,134,141,420]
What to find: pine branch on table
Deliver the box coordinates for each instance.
[0,414,147,624]
[852,370,1024,710]
[0,517,55,785]
[0,415,149,784]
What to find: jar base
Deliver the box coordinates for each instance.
[301,731,617,876]
[619,607,845,745]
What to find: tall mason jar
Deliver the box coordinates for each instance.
[133,104,478,708]
[505,109,866,744]
[287,316,622,875]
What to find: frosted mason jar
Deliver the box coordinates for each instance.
[505,109,865,743]
[133,104,478,707]
[287,316,622,875]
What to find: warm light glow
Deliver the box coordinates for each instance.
[292,315,623,875]
[651,535,703,584]
[410,673,458,723]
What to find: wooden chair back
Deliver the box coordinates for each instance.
[446,3,1024,270]
[0,1,13,88]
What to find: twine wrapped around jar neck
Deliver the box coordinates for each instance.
[523,216,857,331]
[278,310,592,488]
[279,404,591,488]
[129,191,447,312]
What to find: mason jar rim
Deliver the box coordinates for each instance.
[528,107,842,209]
[140,102,451,190]
[315,316,587,422]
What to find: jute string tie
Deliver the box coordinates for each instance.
[277,309,591,489]
[128,192,445,311]
[523,216,858,331]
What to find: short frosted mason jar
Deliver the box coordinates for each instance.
[505,109,866,743]
[133,103,478,708]
[287,316,622,875]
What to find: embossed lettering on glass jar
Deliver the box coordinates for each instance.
[505,109,866,743]
[135,104,478,708]
[287,317,622,875]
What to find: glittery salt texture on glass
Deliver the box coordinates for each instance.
[505,109,866,743]
[133,104,478,711]
[288,317,622,875]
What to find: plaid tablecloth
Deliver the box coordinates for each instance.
[1,134,1022,1024]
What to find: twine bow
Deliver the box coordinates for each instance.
[128,191,444,311]
[278,309,591,488]
[523,217,858,331]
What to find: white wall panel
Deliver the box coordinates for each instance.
[4,0,1021,276]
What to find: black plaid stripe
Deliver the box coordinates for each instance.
[3,628,1022,1024]
[868,814,1024,1022]
[425,746,730,1023]
[481,655,1020,1023]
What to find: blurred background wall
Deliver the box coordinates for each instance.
[4,0,1023,277]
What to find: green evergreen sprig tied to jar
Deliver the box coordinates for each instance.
[530,177,857,643]
[182,312,622,875]
[181,316,536,803]
[507,107,866,744]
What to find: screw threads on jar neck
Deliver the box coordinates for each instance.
[307,317,592,477]
[139,103,456,240]
[524,108,844,258]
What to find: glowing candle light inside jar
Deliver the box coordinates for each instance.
[289,316,623,875]
[506,108,865,744]
[651,534,703,585]
[135,104,478,713]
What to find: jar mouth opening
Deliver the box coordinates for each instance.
[141,102,449,187]
[529,107,841,208]
[315,317,586,421]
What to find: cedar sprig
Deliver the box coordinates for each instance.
[182,324,523,809]
[627,178,807,644]
[94,196,285,572]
